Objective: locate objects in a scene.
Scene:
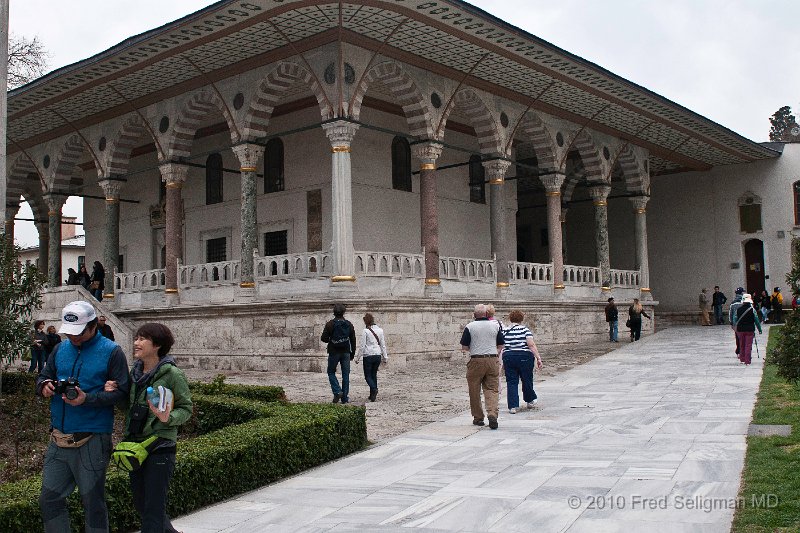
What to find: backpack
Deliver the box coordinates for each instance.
[329,319,351,352]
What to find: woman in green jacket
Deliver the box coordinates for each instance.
[108,323,192,533]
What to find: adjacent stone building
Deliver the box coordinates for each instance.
[3,0,784,368]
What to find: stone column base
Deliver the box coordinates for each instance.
[553,285,567,301]
[236,285,257,301]
[424,282,443,298]
[329,278,359,296]
[640,288,654,301]
[495,284,510,300]
[165,291,180,308]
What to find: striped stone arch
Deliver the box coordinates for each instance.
[105,114,162,176]
[49,134,101,192]
[436,88,503,155]
[510,112,558,171]
[349,61,434,139]
[562,130,605,202]
[614,144,649,194]
[241,62,333,142]
[166,88,240,160]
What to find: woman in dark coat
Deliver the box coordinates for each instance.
[66,267,79,286]
[78,263,91,289]
[628,298,651,342]
[734,293,762,365]
[90,261,105,301]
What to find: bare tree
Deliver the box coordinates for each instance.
[8,33,47,89]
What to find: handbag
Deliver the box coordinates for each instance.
[625,319,632,328]
[90,280,100,290]
[111,435,159,472]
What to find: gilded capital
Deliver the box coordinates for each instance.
[232,143,265,171]
[539,173,566,194]
[98,178,124,200]
[159,162,189,186]
[411,141,443,167]
[482,159,512,184]
[587,183,612,203]
[322,120,359,149]
[629,195,649,213]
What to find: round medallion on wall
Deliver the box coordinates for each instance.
[430,92,442,109]
[324,62,336,85]
[344,63,356,85]
[159,116,170,133]
[603,146,610,160]
[556,132,564,147]
[98,137,107,152]
[233,92,244,110]
[43,155,50,169]
[500,112,509,128]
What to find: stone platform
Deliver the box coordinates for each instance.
[171,325,763,532]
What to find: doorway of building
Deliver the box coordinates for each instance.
[744,239,765,296]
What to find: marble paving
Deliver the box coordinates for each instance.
[173,326,765,533]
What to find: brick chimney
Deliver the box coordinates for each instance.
[61,217,77,240]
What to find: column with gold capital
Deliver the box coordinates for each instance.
[43,193,65,287]
[484,159,512,289]
[588,183,612,289]
[411,141,443,291]
[98,177,124,299]
[322,121,359,282]
[630,195,651,298]
[540,173,566,291]
[158,163,189,296]
[232,143,265,289]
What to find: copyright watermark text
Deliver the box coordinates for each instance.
[567,494,779,513]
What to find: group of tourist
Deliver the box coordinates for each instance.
[701,285,787,326]
[65,260,106,301]
[604,297,651,342]
[34,300,191,533]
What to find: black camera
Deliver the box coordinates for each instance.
[53,378,80,400]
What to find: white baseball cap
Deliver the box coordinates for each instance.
[59,301,97,335]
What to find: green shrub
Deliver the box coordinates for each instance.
[774,238,800,382]
[0,397,366,533]
[0,372,36,394]
[189,381,286,403]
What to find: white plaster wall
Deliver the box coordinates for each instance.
[18,246,83,284]
[649,143,796,311]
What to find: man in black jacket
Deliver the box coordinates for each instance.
[320,303,356,404]
[712,286,728,325]
[605,297,619,342]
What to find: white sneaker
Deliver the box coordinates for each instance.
[508,407,517,414]
[527,400,538,409]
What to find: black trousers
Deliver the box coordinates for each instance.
[130,450,180,533]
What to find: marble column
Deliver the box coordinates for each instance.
[98,177,124,299]
[540,173,566,290]
[36,221,48,273]
[43,194,64,287]
[411,141,443,290]
[232,143,265,289]
[560,206,569,264]
[630,195,651,298]
[484,159,512,288]
[159,163,188,295]
[588,183,612,289]
[4,203,18,244]
[321,121,359,282]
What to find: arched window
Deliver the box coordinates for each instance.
[391,136,412,191]
[205,153,223,205]
[738,191,762,234]
[794,181,800,225]
[265,138,284,193]
[469,155,485,204]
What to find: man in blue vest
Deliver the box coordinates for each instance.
[35,301,130,533]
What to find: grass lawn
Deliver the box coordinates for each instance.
[732,325,800,532]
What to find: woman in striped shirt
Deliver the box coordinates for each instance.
[502,310,543,414]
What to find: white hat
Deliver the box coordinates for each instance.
[59,301,97,335]
[742,294,753,304]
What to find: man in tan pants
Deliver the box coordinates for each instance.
[460,304,505,429]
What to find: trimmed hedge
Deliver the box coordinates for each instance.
[0,372,35,394]
[0,388,366,532]
[188,381,286,403]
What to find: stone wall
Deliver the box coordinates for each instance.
[115,297,655,372]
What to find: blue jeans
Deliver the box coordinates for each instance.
[362,355,381,392]
[713,305,724,324]
[29,347,46,373]
[608,320,618,341]
[327,352,351,401]
[92,288,103,302]
[502,350,536,409]
[40,433,112,533]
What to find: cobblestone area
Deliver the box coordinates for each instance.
[183,339,620,443]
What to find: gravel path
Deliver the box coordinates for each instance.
[184,339,621,443]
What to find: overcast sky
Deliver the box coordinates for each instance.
[10,0,800,247]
